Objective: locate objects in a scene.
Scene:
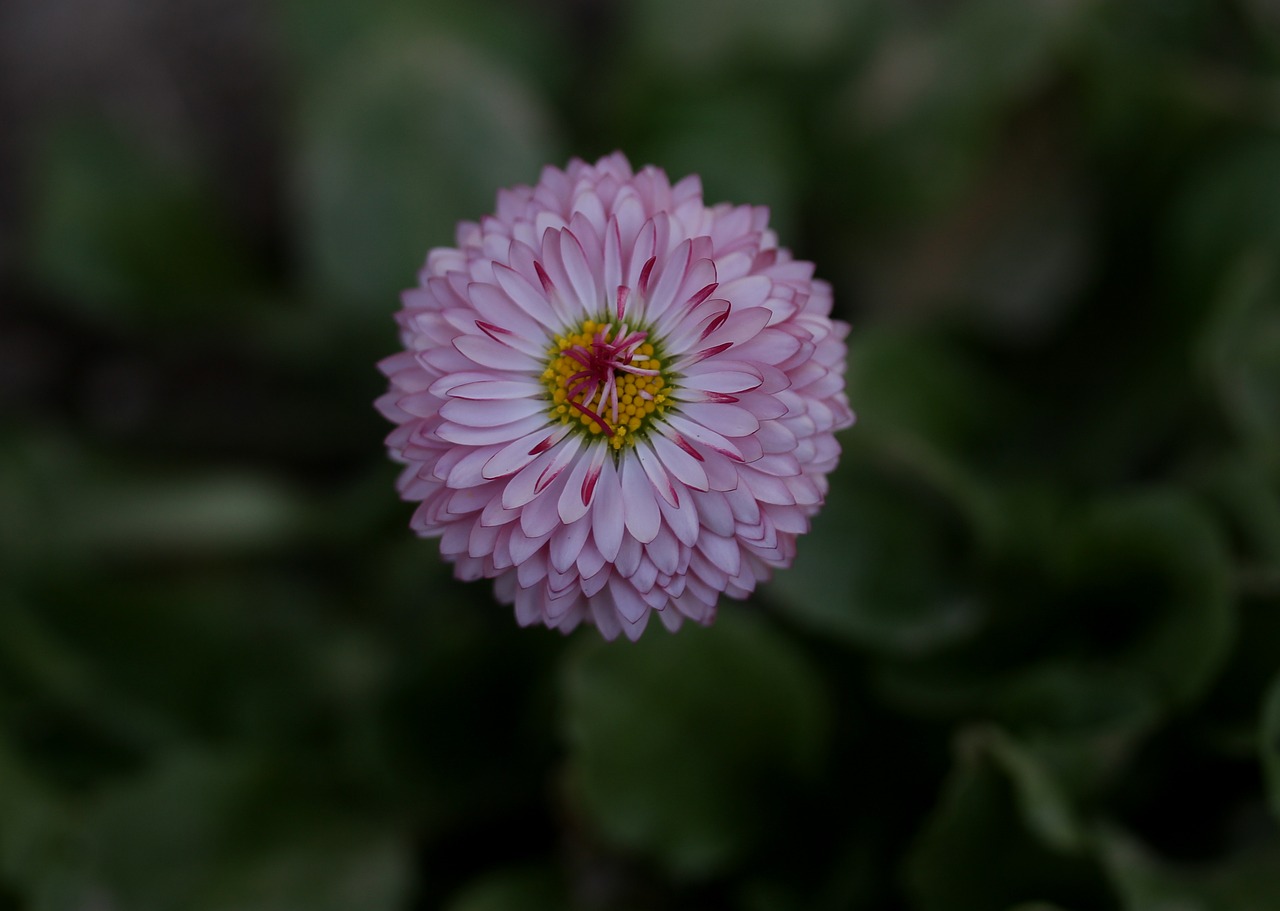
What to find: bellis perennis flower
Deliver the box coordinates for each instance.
[377,154,853,640]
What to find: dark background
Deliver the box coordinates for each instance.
[2,0,1279,908]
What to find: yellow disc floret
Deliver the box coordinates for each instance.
[541,319,670,451]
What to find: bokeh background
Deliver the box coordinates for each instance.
[3,0,1280,908]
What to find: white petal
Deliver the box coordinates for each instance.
[620,454,661,544]
[678,402,760,438]
[656,478,699,546]
[591,457,624,562]
[661,413,747,463]
[693,490,734,537]
[609,575,648,624]
[493,263,560,329]
[644,238,692,322]
[558,442,608,523]
[614,534,643,578]
[436,413,548,446]
[645,525,680,575]
[634,440,680,507]
[483,425,571,480]
[560,228,601,312]
[448,378,545,401]
[590,589,622,641]
[428,371,502,397]
[550,514,592,573]
[520,468,571,538]
[453,335,537,371]
[698,531,742,577]
[502,435,582,509]
[438,397,540,428]
[649,430,710,491]
[467,282,548,352]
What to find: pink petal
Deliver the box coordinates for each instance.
[620,454,661,544]
[436,413,548,446]
[550,515,592,573]
[453,333,538,371]
[447,378,544,401]
[438,397,541,428]
[483,425,571,480]
[678,401,761,438]
[492,263,560,329]
[591,457,624,562]
[649,430,710,491]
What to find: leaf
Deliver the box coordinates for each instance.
[68,472,312,558]
[1099,826,1280,911]
[562,611,829,878]
[843,0,1086,214]
[1199,252,1280,460]
[24,118,257,325]
[871,489,1232,738]
[625,0,854,73]
[1167,139,1280,305]
[1263,674,1280,822]
[80,749,412,911]
[293,28,559,312]
[976,728,1085,853]
[643,92,802,243]
[443,865,565,911]
[905,726,1103,911]
[768,456,981,655]
[1063,492,1234,710]
[0,743,84,908]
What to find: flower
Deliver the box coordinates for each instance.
[377,153,853,640]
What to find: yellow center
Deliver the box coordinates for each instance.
[540,319,671,451]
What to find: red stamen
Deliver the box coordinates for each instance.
[569,399,614,436]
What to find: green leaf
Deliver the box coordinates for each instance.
[25,119,257,325]
[905,726,1102,911]
[625,0,854,73]
[443,865,565,911]
[1168,139,1280,305]
[0,743,83,908]
[871,489,1231,737]
[1063,492,1234,710]
[975,728,1085,853]
[843,0,1085,214]
[1199,252,1280,460]
[294,28,559,312]
[80,750,412,911]
[643,92,802,243]
[68,472,312,558]
[562,611,829,878]
[1099,826,1280,911]
[1263,674,1280,822]
[768,456,981,655]
[1196,453,1280,576]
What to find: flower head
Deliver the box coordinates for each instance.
[377,153,854,640]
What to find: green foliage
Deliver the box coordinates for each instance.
[4,0,1280,908]
[563,612,828,878]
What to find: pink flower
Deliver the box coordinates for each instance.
[377,153,853,640]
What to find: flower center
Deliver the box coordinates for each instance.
[542,319,670,450]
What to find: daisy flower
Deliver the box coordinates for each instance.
[377,153,853,640]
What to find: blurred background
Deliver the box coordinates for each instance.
[2,0,1279,908]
